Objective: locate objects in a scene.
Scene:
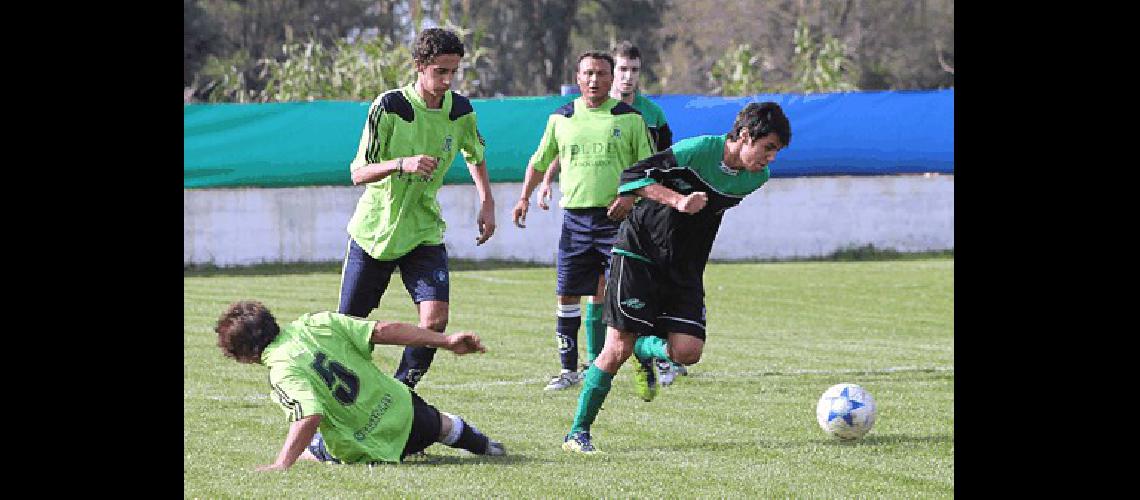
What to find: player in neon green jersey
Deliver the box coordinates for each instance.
[533,41,681,386]
[340,28,496,390]
[563,102,792,454]
[511,51,655,391]
[215,300,505,470]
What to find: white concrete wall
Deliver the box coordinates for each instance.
[184,175,953,266]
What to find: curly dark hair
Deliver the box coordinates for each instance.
[576,51,615,73]
[215,300,281,364]
[413,28,465,66]
[611,40,640,60]
[727,102,792,148]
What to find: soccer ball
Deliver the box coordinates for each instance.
[816,383,877,440]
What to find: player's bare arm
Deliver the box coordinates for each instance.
[512,161,547,228]
[538,158,561,210]
[606,195,636,220]
[371,321,487,354]
[636,183,707,214]
[257,414,323,471]
[467,159,497,245]
[351,155,439,185]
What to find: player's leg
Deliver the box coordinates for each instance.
[606,252,664,402]
[337,239,397,317]
[585,210,621,367]
[635,292,707,386]
[564,324,639,454]
[546,294,583,390]
[547,210,598,390]
[402,390,505,458]
[583,271,607,367]
[393,244,450,388]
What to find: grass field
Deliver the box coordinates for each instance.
[184,256,953,498]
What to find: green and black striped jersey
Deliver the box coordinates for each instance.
[614,134,769,273]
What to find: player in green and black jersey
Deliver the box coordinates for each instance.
[562,102,792,454]
[340,28,496,390]
[215,301,505,469]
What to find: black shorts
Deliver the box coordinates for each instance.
[603,252,707,340]
[306,390,442,463]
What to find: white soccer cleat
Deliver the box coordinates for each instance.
[544,371,582,390]
[655,358,677,386]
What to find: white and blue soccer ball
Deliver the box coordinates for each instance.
[816,383,877,440]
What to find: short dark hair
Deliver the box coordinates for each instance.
[612,40,641,60]
[215,300,281,364]
[577,51,615,73]
[727,102,792,148]
[413,28,465,66]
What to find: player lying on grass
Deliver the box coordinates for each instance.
[563,102,792,454]
[215,301,505,470]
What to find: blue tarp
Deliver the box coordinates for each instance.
[184,89,952,188]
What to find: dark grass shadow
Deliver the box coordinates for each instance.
[184,259,552,278]
[394,451,539,466]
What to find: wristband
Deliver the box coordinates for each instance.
[396,157,405,177]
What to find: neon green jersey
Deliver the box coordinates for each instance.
[529,97,654,209]
[347,83,486,260]
[262,312,414,464]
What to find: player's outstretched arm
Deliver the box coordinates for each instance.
[256,414,322,471]
[370,321,487,355]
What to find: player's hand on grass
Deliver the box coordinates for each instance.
[475,201,496,245]
[674,192,707,214]
[607,195,635,221]
[537,183,553,210]
[512,198,529,228]
[403,155,439,179]
[444,332,486,355]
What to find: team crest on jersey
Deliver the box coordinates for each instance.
[442,135,453,152]
[718,161,739,176]
[613,128,621,137]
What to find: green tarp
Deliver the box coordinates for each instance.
[184,96,572,188]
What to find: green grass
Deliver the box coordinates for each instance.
[185,257,953,498]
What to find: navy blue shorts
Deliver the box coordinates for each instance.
[307,390,441,463]
[338,240,449,317]
[556,208,620,297]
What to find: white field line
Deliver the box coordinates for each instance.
[190,366,953,400]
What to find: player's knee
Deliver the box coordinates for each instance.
[673,349,702,366]
[596,342,632,371]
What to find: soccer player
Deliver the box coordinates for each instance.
[340,28,496,389]
[534,41,683,385]
[562,102,792,454]
[215,300,506,470]
[511,51,655,391]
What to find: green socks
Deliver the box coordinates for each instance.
[584,302,605,364]
[633,335,672,363]
[569,364,613,434]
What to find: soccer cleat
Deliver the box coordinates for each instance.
[633,356,658,401]
[675,363,688,376]
[656,358,677,387]
[562,431,600,454]
[544,371,582,390]
[485,440,507,456]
